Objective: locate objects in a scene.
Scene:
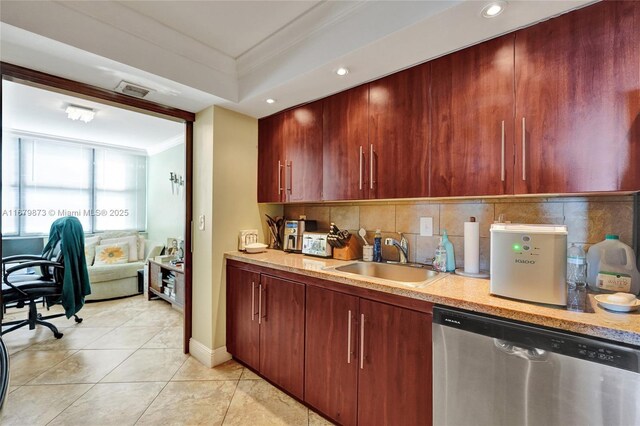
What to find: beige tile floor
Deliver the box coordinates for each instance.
[1,295,334,425]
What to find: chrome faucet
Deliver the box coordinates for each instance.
[384,232,409,264]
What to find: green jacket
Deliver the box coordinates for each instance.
[42,216,92,318]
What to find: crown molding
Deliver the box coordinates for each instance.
[147,134,185,156]
[6,129,148,155]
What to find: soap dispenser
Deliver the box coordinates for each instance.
[441,229,456,272]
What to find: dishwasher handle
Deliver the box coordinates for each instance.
[494,338,548,361]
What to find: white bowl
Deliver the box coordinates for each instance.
[245,243,268,254]
[594,294,640,313]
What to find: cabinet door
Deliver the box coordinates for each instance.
[305,286,359,426]
[257,113,285,202]
[515,1,640,194]
[323,85,369,201]
[259,274,305,399]
[226,266,260,370]
[358,299,432,426]
[149,262,162,293]
[431,35,515,197]
[284,101,323,202]
[369,64,430,199]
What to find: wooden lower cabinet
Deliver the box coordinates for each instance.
[226,266,305,399]
[259,274,305,399]
[358,299,433,426]
[305,285,433,426]
[305,286,359,426]
[227,261,433,425]
[226,266,260,370]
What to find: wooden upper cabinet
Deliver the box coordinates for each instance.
[323,85,370,201]
[514,0,640,194]
[283,101,323,202]
[431,35,515,197]
[369,64,430,199]
[258,113,285,202]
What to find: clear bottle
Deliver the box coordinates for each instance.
[567,243,587,286]
[434,238,448,272]
[373,229,382,263]
[441,229,456,272]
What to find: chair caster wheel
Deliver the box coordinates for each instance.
[74,316,83,324]
[54,332,63,339]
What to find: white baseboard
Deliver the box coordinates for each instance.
[189,338,232,368]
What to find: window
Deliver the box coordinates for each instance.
[1,136,147,236]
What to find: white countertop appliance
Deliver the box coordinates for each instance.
[490,223,568,306]
[302,232,332,258]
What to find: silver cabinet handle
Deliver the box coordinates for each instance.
[278,161,284,194]
[286,161,292,194]
[521,117,526,181]
[251,282,255,322]
[258,284,262,325]
[500,120,505,182]
[347,310,352,364]
[369,144,374,190]
[358,146,363,190]
[360,313,365,369]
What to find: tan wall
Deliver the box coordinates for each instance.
[192,106,215,349]
[192,105,282,354]
[285,195,636,271]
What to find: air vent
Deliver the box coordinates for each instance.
[114,81,153,98]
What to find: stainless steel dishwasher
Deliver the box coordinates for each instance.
[433,306,640,426]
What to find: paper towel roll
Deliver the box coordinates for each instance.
[464,220,480,274]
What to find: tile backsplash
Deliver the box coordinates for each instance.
[284,195,637,271]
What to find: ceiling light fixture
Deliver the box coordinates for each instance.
[336,67,349,76]
[266,98,276,104]
[65,104,95,123]
[481,1,506,18]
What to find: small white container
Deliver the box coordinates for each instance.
[362,245,373,262]
[586,235,640,295]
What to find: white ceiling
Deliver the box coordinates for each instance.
[2,80,185,153]
[0,0,596,119]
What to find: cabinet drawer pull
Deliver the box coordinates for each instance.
[278,161,284,194]
[522,117,526,181]
[251,282,255,322]
[359,146,363,190]
[286,161,292,194]
[501,120,505,182]
[258,284,262,324]
[360,313,365,369]
[369,144,374,190]
[347,310,352,364]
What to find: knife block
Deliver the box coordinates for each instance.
[333,235,362,261]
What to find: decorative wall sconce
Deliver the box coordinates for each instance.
[170,172,184,195]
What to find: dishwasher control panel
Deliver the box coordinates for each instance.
[434,306,640,373]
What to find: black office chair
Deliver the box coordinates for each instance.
[0,335,9,411]
[2,217,89,339]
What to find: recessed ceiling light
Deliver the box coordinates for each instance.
[481,1,506,18]
[266,98,276,104]
[336,67,349,76]
[65,104,95,123]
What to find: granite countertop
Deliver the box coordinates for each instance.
[225,249,640,347]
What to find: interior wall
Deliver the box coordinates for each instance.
[192,106,215,350]
[147,143,185,246]
[191,104,281,361]
[210,106,281,350]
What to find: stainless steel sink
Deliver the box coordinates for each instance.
[329,261,443,287]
